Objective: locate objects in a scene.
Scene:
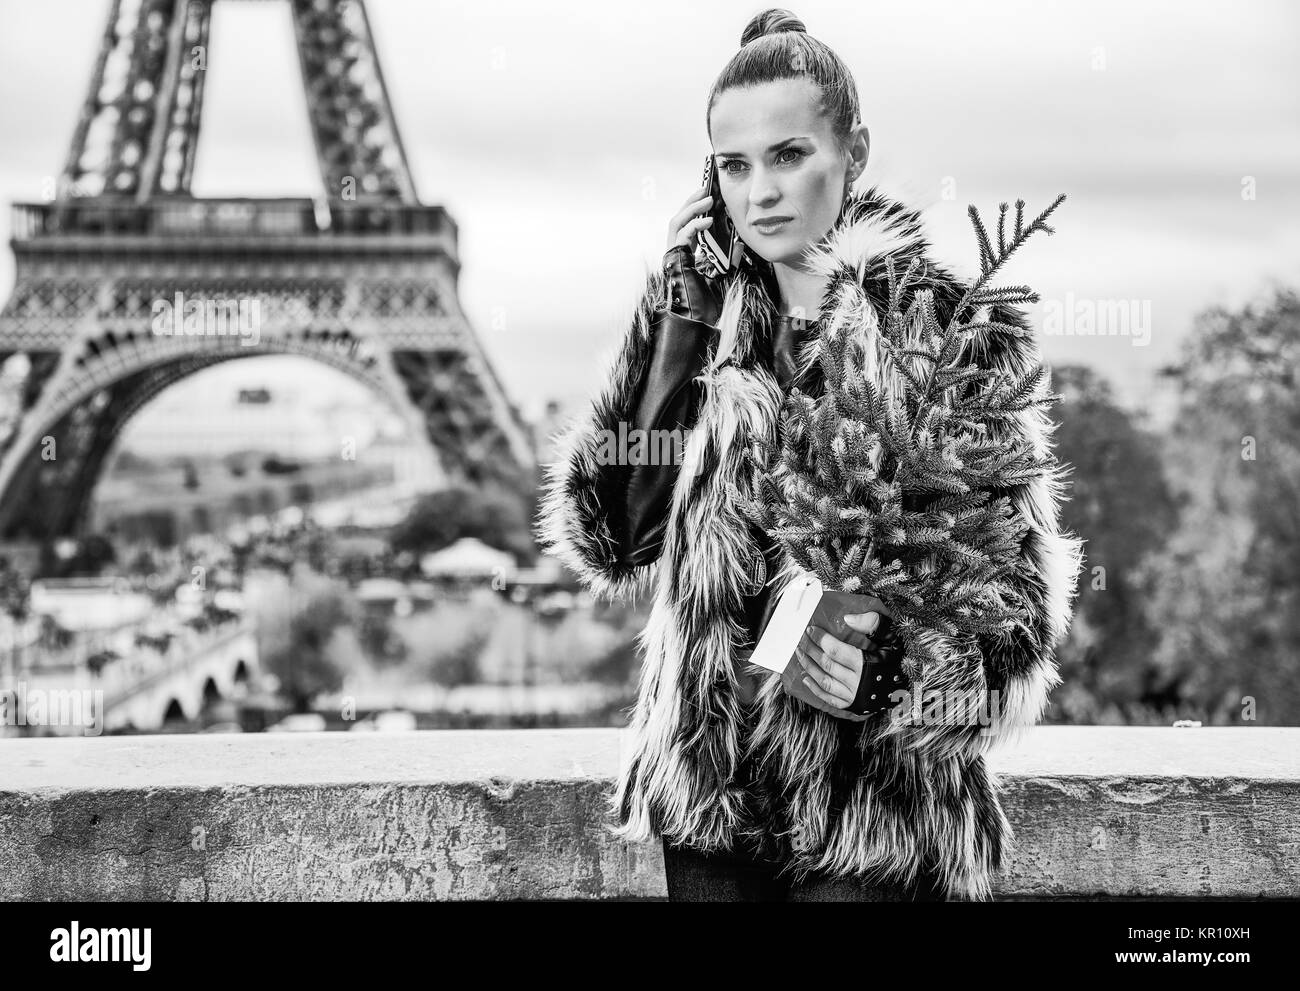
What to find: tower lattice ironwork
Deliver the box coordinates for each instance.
[0,0,536,541]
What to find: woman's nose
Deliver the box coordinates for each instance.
[749,171,780,208]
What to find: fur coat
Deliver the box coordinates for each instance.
[536,184,1084,901]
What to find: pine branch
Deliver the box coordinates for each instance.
[954,193,1066,325]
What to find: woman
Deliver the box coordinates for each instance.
[537,8,1083,901]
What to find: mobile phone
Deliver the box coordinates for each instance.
[696,155,746,276]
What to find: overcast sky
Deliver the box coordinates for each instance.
[1,0,1297,431]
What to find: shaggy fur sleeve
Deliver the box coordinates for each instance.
[533,264,671,601]
[871,299,1085,762]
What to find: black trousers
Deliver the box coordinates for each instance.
[661,836,949,902]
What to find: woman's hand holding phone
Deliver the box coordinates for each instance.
[662,183,726,328]
[666,182,716,251]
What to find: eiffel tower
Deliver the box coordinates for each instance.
[0,0,536,542]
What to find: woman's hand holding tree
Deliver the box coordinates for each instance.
[795,611,884,710]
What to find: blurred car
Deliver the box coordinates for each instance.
[348,710,417,733]
[533,590,576,619]
[267,713,327,732]
[213,588,244,613]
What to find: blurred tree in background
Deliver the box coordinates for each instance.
[394,602,492,687]
[36,533,118,578]
[1050,365,1178,722]
[1141,286,1300,724]
[390,481,538,563]
[257,566,361,712]
[1049,286,1300,725]
[0,556,30,621]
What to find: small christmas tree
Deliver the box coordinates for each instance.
[734,195,1067,698]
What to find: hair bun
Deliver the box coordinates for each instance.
[740,8,807,46]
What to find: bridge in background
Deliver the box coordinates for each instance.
[2,576,258,735]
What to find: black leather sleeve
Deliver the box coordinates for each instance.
[663,243,724,328]
[610,308,713,567]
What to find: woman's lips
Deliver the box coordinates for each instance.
[752,217,791,235]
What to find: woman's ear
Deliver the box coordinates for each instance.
[847,123,870,185]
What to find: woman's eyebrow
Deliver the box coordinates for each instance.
[715,137,809,158]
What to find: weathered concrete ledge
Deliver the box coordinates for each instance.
[0,727,1296,900]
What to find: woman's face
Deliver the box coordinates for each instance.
[709,77,864,270]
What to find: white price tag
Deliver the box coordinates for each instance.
[747,573,824,673]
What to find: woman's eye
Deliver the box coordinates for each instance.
[718,150,803,174]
